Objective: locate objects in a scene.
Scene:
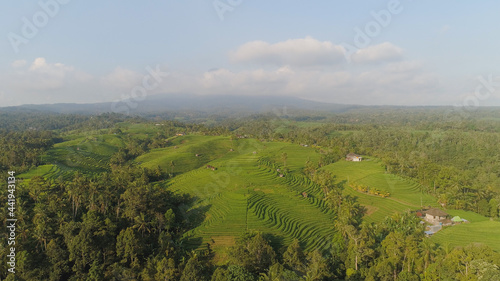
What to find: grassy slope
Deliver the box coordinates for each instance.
[17,129,500,254]
[19,134,124,180]
[163,138,336,255]
[323,159,500,251]
[431,210,500,252]
[322,158,438,223]
[136,135,234,174]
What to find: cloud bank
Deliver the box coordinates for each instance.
[1,38,467,106]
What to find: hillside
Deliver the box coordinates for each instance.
[143,137,335,254]
[4,94,361,115]
[10,117,500,280]
[18,130,500,257]
[322,159,438,222]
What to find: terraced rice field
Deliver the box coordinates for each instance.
[165,138,336,252]
[431,220,500,252]
[19,134,123,180]
[136,136,238,174]
[323,158,438,222]
[21,132,499,255]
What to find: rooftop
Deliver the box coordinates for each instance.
[425,208,448,217]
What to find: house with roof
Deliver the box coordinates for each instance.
[346,153,362,162]
[424,208,448,224]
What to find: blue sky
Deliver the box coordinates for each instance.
[1,0,500,106]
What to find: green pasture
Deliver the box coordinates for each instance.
[260,143,321,173]
[17,130,500,255]
[431,220,500,252]
[136,136,251,174]
[164,139,336,253]
[20,133,124,180]
[322,158,438,222]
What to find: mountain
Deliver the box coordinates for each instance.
[3,94,362,115]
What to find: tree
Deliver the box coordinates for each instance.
[227,265,256,281]
[259,263,301,281]
[170,160,175,176]
[212,265,255,281]
[180,254,208,281]
[231,233,277,274]
[153,257,177,280]
[283,239,305,273]
[116,227,142,268]
[419,238,437,272]
[379,231,406,280]
[490,199,499,218]
[164,209,176,231]
[281,152,288,168]
[211,267,230,281]
[45,239,70,280]
[478,199,490,216]
[345,224,375,273]
[305,249,330,281]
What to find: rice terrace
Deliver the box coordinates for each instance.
[4,1,500,280]
[0,106,498,280]
[13,119,500,270]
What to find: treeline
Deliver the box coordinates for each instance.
[0,111,130,132]
[0,165,191,280]
[0,130,55,172]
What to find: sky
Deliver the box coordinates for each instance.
[1,0,500,107]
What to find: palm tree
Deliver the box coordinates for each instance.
[419,239,436,271]
[133,213,151,236]
[258,263,284,281]
[281,152,288,168]
[170,160,175,176]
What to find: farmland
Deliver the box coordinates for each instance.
[432,220,500,252]
[6,112,500,280]
[159,137,336,253]
[322,159,438,223]
[17,129,500,256]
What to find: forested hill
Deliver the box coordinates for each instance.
[0,110,499,280]
[2,94,362,115]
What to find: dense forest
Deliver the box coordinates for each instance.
[1,109,499,280]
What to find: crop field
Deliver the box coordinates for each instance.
[18,132,500,256]
[164,137,336,253]
[136,135,243,174]
[322,158,438,222]
[428,210,500,251]
[261,143,321,172]
[19,134,124,180]
[431,220,500,252]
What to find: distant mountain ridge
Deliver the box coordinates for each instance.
[2,94,363,115]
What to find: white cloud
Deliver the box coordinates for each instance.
[351,42,403,64]
[101,67,143,90]
[230,36,346,67]
[0,56,455,107]
[1,58,101,105]
[11,57,77,90]
[11,60,27,68]
[153,62,441,105]
[440,25,451,33]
